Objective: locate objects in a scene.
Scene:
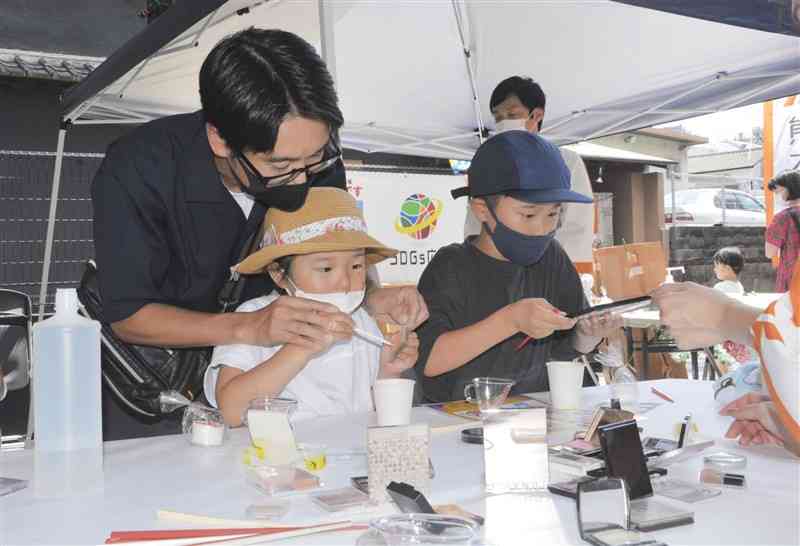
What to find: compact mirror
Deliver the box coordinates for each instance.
[577,478,629,538]
[577,478,669,546]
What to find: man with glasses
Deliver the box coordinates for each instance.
[91,29,427,438]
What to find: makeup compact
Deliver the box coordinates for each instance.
[700,469,746,489]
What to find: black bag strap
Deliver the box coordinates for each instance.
[218,226,262,313]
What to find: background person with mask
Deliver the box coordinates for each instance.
[415,132,620,403]
[91,29,427,438]
[465,76,595,273]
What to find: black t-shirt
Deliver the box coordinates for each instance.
[415,237,588,403]
[91,111,274,323]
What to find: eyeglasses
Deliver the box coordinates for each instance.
[237,137,342,189]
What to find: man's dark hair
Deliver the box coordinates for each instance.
[713,246,744,275]
[489,76,547,131]
[767,170,800,200]
[200,28,343,153]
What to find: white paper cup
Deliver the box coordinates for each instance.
[546,361,584,410]
[373,378,415,426]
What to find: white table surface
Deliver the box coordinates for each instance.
[622,293,783,329]
[2,380,798,546]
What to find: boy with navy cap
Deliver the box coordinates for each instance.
[415,132,621,402]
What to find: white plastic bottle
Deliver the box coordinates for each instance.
[32,288,102,452]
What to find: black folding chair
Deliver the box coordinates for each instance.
[0,289,34,449]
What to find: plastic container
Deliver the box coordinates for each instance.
[610,366,640,412]
[298,443,327,472]
[243,397,298,423]
[244,397,299,466]
[182,405,227,447]
[369,514,479,545]
[32,289,102,452]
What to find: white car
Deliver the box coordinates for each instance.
[664,189,766,226]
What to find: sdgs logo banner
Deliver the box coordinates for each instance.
[346,170,468,285]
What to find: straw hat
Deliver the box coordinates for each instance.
[234,187,397,274]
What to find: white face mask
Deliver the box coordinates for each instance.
[495,118,529,134]
[286,278,365,314]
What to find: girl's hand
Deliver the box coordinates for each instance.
[379,331,420,378]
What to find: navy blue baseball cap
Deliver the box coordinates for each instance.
[451,131,593,204]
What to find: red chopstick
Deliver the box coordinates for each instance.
[651,387,675,403]
[516,336,532,351]
[105,522,354,543]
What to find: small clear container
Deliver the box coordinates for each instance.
[298,443,327,472]
[245,464,321,496]
[244,397,300,466]
[242,397,298,424]
[245,499,291,520]
[182,405,227,447]
[369,514,479,545]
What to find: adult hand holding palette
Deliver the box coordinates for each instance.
[567,296,652,320]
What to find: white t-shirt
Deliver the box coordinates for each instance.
[463,146,594,263]
[228,189,255,219]
[204,293,383,421]
[713,280,744,295]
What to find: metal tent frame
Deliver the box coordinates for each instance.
[38,0,800,316]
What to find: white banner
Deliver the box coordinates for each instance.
[346,170,468,285]
[773,96,800,212]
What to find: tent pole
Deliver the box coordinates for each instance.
[38,121,69,320]
[451,0,485,146]
[585,72,727,140]
[319,0,337,86]
[721,72,800,111]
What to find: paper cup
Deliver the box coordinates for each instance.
[546,361,584,410]
[373,378,415,426]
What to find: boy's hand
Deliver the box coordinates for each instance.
[508,298,576,340]
[379,331,420,378]
[576,311,623,338]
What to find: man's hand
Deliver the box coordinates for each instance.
[379,330,420,378]
[365,286,429,329]
[235,295,354,348]
[720,393,784,447]
[651,282,737,349]
[508,298,576,340]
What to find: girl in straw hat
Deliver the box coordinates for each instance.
[205,187,419,425]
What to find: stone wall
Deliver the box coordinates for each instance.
[668,226,776,292]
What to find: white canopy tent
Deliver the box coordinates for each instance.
[40,0,800,315]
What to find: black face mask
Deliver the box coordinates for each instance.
[239,159,347,211]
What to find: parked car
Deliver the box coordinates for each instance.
[664,189,766,226]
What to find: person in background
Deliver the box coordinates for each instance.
[765,171,800,292]
[713,246,745,294]
[416,131,620,403]
[207,188,419,425]
[712,246,757,365]
[464,76,594,274]
[652,258,800,457]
